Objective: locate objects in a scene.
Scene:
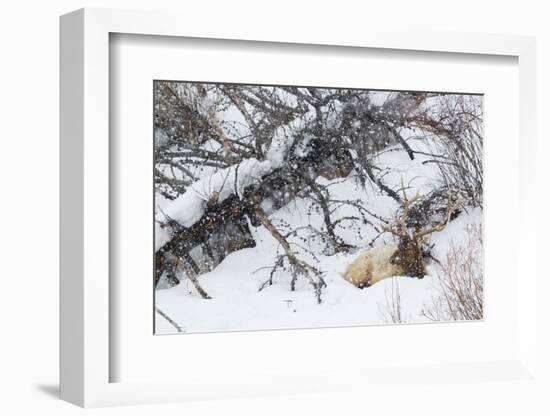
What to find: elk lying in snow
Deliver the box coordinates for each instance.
[344,190,460,289]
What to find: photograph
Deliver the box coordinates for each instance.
[153,81,484,334]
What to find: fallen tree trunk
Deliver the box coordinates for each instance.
[154,131,388,291]
[154,154,327,289]
[154,192,254,286]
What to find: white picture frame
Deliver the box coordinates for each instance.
[60,7,538,408]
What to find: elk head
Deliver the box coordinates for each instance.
[381,188,461,279]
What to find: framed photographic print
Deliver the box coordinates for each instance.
[60,7,538,408]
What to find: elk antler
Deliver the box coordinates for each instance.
[381,182,421,237]
[414,192,461,239]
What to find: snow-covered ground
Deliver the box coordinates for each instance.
[155,138,482,334]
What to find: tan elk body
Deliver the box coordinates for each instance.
[344,245,401,288]
[344,190,459,289]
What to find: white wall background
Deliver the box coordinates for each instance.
[0,1,547,415]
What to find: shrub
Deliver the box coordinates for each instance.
[422,222,483,321]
